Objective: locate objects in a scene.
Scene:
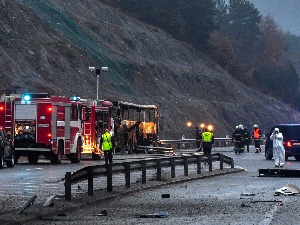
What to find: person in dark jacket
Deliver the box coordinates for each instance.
[195,127,202,152]
[232,125,244,153]
[242,127,251,152]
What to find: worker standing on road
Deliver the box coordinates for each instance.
[252,124,262,153]
[242,126,250,153]
[100,129,113,165]
[232,125,243,153]
[237,125,245,153]
[201,128,214,155]
[270,128,285,167]
[195,127,202,152]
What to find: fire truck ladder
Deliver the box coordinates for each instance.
[4,96,13,134]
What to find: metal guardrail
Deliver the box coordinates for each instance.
[159,137,266,149]
[64,153,234,201]
[159,138,232,149]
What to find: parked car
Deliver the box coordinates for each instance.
[0,127,15,168]
[265,124,300,161]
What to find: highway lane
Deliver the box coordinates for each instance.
[26,145,300,225]
[0,150,212,212]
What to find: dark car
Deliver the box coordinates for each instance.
[265,124,300,161]
[0,128,15,168]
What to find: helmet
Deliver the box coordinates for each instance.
[254,124,258,128]
[235,126,239,129]
[274,128,279,133]
[238,124,243,130]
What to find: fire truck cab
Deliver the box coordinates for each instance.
[78,99,114,160]
[0,93,83,164]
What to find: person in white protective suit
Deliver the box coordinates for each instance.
[270,128,285,167]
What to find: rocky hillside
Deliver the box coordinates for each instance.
[1,0,300,138]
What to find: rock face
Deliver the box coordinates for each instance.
[0,0,299,138]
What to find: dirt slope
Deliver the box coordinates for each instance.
[0,0,299,138]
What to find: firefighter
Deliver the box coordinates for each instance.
[201,128,214,155]
[252,124,261,153]
[100,129,113,165]
[232,125,244,153]
[195,127,202,152]
[231,126,239,143]
[242,126,250,153]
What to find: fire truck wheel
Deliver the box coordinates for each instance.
[6,148,15,168]
[70,140,81,163]
[0,149,4,168]
[51,141,63,164]
[28,155,39,164]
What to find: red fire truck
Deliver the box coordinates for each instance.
[0,93,83,164]
[76,99,114,160]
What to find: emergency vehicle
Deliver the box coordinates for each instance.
[0,93,83,164]
[76,98,114,160]
[113,101,158,153]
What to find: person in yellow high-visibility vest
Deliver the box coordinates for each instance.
[201,128,214,155]
[100,129,113,164]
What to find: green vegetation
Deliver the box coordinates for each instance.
[101,0,300,109]
[285,34,300,54]
[101,0,217,51]
[20,0,137,94]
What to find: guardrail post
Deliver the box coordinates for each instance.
[107,164,113,192]
[219,154,224,170]
[208,154,212,172]
[231,158,234,168]
[65,172,72,201]
[170,157,175,178]
[141,161,146,184]
[196,155,201,174]
[184,156,188,176]
[88,167,93,196]
[157,159,162,181]
[125,162,131,188]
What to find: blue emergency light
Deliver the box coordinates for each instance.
[23,94,32,101]
[71,96,80,101]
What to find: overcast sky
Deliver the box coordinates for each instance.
[249,0,300,36]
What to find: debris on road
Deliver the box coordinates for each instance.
[240,193,255,199]
[258,168,300,177]
[241,203,251,207]
[161,194,170,198]
[96,210,108,216]
[275,183,300,196]
[17,195,37,215]
[43,195,56,207]
[139,211,169,218]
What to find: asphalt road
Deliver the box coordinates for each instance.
[28,146,300,225]
[2,146,300,225]
[0,153,165,208]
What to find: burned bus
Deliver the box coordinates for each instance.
[113,101,158,153]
